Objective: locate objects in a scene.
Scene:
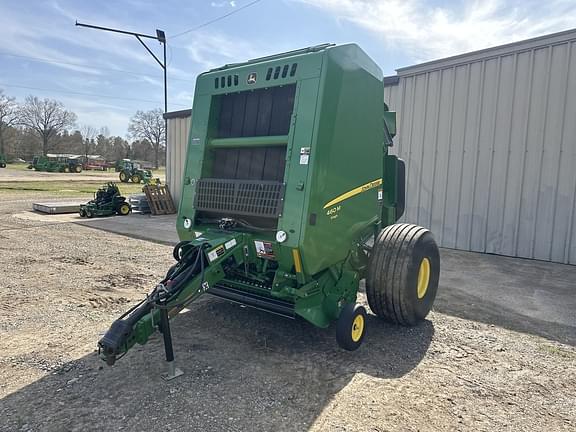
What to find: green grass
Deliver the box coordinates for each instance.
[539,344,575,359]
[4,163,31,171]
[87,168,165,178]
[0,180,145,197]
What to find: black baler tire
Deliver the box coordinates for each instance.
[366,223,440,326]
[85,209,94,218]
[336,303,367,351]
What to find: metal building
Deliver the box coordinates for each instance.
[384,28,576,265]
[164,109,191,204]
[165,28,576,265]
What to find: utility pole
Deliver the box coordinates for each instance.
[75,22,168,159]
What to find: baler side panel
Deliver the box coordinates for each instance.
[300,45,385,275]
[177,93,213,240]
[276,77,322,251]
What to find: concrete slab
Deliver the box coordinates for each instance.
[14,211,179,245]
[75,213,179,245]
[436,248,576,346]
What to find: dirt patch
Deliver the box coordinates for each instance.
[0,198,574,432]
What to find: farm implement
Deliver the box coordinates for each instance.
[98,44,440,377]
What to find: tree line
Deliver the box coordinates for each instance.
[0,89,166,168]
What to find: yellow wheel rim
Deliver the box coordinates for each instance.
[417,257,431,299]
[351,314,364,342]
[120,205,129,215]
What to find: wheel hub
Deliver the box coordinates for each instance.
[417,257,430,299]
[351,314,364,342]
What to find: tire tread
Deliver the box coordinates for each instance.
[366,223,434,325]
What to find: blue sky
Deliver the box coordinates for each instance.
[1,0,575,136]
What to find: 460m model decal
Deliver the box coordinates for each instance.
[323,178,383,209]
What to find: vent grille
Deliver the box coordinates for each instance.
[266,63,298,81]
[195,179,285,218]
[215,74,239,89]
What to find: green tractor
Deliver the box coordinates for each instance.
[65,157,83,173]
[98,44,440,376]
[79,183,131,218]
[28,155,82,173]
[29,156,58,172]
[0,154,6,168]
[118,160,152,184]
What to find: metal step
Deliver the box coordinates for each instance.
[128,194,151,214]
[33,201,84,214]
[208,284,295,319]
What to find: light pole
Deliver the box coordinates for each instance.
[75,22,168,157]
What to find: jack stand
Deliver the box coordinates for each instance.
[159,307,183,381]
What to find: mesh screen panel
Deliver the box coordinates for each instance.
[195,179,285,218]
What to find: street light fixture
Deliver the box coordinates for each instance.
[75,21,168,148]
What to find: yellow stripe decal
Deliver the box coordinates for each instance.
[323,178,382,209]
[292,249,303,273]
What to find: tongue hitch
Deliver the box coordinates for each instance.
[98,235,243,373]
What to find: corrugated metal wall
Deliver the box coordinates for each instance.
[165,115,190,206]
[385,29,576,265]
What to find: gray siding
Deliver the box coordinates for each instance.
[385,29,576,264]
[166,115,190,206]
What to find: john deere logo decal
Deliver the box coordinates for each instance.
[247,72,257,84]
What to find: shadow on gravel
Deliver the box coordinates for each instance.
[0,299,434,432]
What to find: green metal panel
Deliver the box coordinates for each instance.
[299,44,385,275]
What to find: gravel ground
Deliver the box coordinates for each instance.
[0,194,575,432]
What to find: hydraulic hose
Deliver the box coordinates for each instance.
[98,242,208,365]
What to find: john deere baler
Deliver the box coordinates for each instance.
[98,43,440,375]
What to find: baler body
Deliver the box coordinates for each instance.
[95,44,438,368]
[175,44,400,327]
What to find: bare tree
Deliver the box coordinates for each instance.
[99,126,110,138]
[0,90,18,156]
[80,124,97,158]
[128,108,165,168]
[19,96,76,156]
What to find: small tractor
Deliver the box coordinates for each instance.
[98,44,440,377]
[79,182,131,218]
[0,154,6,168]
[118,160,152,184]
[65,157,83,173]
